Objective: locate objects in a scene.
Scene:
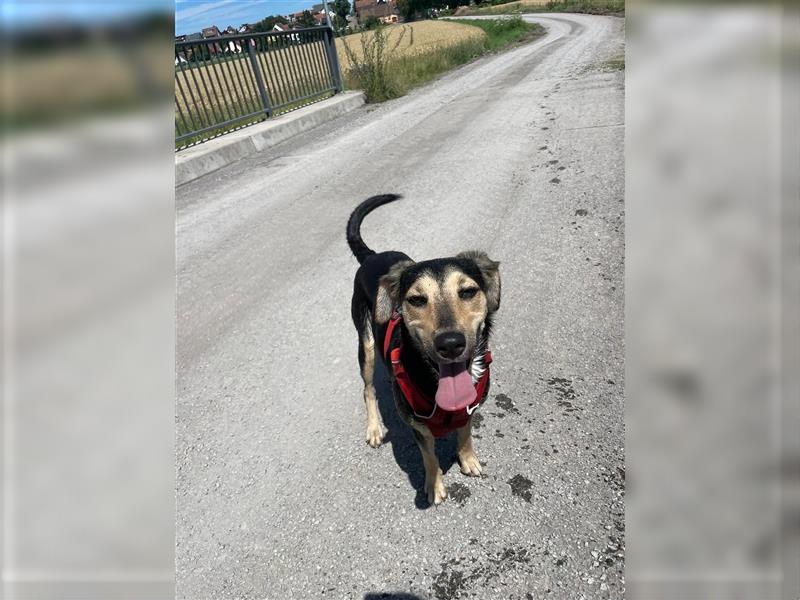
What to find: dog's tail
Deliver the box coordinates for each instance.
[346,194,402,264]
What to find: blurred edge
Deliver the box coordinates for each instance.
[2,2,175,600]
[781,8,800,600]
[1,1,799,600]
[626,2,799,600]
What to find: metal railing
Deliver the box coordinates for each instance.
[175,27,342,149]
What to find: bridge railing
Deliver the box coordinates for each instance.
[175,26,342,149]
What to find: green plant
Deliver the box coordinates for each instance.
[297,10,317,27]
[459,0,623,17]
[456,16,543,51]
[332,0,351,33]
[341,18,544,102]
[544,0,624,14]
[361,16,381,30]
[341,24,408,102]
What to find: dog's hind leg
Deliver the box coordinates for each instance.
[358,319,384,448]
[457,420,482,476]
[412,426,447,505]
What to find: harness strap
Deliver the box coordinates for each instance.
[383,311,492,430]
[383,312,401,360]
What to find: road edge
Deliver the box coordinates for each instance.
[175,91,365,187]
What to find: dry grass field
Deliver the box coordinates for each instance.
[6,43,170,130]
[174,39,335,143]
[335,20,487,66]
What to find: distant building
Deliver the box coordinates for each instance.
[224,25,238,35]
[202,25,221,38]
[175,32,204,42]
[355,0,399,23]
[313,10,328,25]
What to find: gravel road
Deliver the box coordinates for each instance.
[177,12,625,600]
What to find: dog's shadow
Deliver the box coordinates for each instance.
[371,349,458,509]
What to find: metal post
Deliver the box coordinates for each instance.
[322,27,343,93]
[322,0,334,29]
[246,39,272,117]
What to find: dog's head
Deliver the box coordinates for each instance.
[375,250,500,368]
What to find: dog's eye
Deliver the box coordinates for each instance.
[406,295,427,307]
[458,287,479,300]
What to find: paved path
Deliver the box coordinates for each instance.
[177,13,624,600]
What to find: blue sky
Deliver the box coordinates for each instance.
[175,0,316,35]
[1,1,170,28]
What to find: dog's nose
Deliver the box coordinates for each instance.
[434,331,466,360]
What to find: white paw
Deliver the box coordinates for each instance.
[459,451,483,477]
[366,423,384,448]
[425,471,447,505]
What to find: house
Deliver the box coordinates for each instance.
[175,32,203,43]
[354,0,399,23]
[224,25,238,35]
[175,32,204,62]
[225,39,243,53]
[238,24,252,33]
[202,25,221,38]
[313,11,328,25]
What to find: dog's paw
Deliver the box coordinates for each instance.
[425,471,447,505]
[458,451,483,477]
[365,423,384,448]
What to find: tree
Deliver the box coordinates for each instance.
[332,0,351,33]
[361,15,381,30]
[296,10,317,28]
[396,0,430,21]
[249,15,289,33]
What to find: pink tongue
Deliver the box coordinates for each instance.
[435,362,475,411]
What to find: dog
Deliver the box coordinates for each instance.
[347,194,501,505]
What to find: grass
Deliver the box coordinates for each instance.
[602,56,625,71]
[341,17,545,103]
[457,0,624,17]
[457,18,545,51]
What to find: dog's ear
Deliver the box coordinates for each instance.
[457,250,501,312]
[375,260,414,324]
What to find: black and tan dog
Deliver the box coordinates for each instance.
[347,194,501,505]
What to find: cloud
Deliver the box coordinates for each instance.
[175,0,236,22]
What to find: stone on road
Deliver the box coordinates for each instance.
[177,13,624,600]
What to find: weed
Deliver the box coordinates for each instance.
[341,25,409,102]
[342,17,544,102]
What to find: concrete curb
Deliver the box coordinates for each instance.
[176,91,365,186]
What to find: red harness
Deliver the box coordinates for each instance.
[383,312,492,438]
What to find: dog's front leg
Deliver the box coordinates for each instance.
[360,328,384,448]
[457,419,482,476]
[412,426,447,505]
